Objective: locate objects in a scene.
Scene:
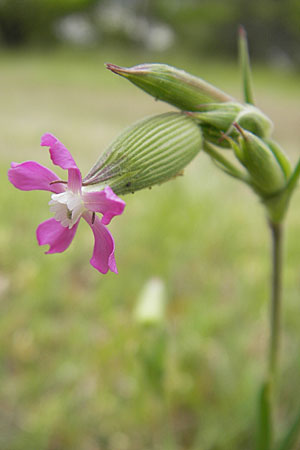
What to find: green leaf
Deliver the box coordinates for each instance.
[256,381,272,450]
[276,408,300,450]
[203,141,249,182]
[238,26,255,105]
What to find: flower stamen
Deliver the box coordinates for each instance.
[49,180,68,185]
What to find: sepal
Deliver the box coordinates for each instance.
[83,112,202,195]
[234,126,286,195]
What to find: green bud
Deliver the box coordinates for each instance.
[192,102,272,138]
[236,127,286,195]
[83,112,202,195]
[191,102,243,132]
[106,63,232,112]
[236,105,273,138]
[263,139,292,179]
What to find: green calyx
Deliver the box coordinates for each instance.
[235,128,287,195]
[264,157,300,223]
[106,63,232,111]
[83,112,202,195]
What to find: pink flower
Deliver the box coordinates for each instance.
[8,133,125,274]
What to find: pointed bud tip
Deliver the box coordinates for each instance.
[239,25,246,38]
[105,63,148,76]
[105,63,137,77]
[105,63,124,74]
[233,122,248,140]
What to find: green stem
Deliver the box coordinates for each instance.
[268,221,283,382]
[264,221,284,449]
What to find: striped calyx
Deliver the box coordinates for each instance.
[83,112,202,195]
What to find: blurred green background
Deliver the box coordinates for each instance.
[1,1,300,449]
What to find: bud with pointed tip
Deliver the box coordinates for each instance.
[234,126,286,195]
[106,63,232,112]
[83,112,202,195]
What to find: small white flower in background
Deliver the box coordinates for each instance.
[134,278,167,324]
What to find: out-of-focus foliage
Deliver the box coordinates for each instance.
[148,0,300,64]
[0,0,98,45]
[0,49,300,449]
[0,0,299,64]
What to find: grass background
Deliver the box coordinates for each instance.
[0,47,300,450]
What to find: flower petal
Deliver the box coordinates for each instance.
[68,168,82,193]
[83,186,125,225]
[8,161,64,193]
[83,212,117,274]
[36,218,79,254]
[41,133,78,170]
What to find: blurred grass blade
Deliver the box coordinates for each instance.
[239,26,255,105]
[276,408,300,450]
[257,381,272,450]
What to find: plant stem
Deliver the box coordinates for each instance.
[268,221,283,382]
[263,221,284,449]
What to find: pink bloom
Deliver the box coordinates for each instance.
[8,133,125,274]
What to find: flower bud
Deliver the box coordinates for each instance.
[83,112,202,195]
[236,127,286,195]
[263,139,292,179]
[191,102,243,131]
[191,102,273,138]
[236,105,273,138]
[106,63,232,111]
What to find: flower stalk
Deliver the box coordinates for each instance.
[268,221,283,383]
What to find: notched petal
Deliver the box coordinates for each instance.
[41,132,78,171]
[83,213,117,274]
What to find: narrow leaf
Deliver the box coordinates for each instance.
[239,26,255,105]
[276,408,300,450]
[203,141,249,182]
[256,381,272,450]
[286,158,300,193]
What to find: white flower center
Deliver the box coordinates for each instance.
[49,191,85,228]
